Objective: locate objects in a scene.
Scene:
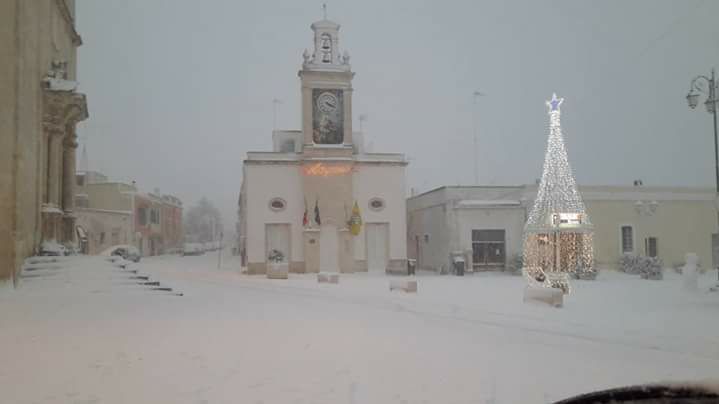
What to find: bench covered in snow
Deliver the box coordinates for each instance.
[389,279,417,293]
[317,272,339,284]
[523,286,563,307]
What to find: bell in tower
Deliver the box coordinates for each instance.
[301,6,350,72]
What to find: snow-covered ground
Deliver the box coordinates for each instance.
[1,253,718,404]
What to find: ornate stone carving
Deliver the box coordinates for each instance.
[42,90,88,138]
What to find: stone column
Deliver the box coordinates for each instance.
[62,133,78,245]
[47,134,63,207]
[62,133,77,212]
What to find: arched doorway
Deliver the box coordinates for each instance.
[319,223,339,272]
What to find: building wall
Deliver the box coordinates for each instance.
[0,0,83,285]
[455,206,526,264]
[75,208,132,255]
[352,164,408,269]
[133,194,164,256]
[79,182,134,211]
[0,0,20,285]
[407,203,451,271]
[586,198,715,269]
[244,163,304,266]
[161,201,183,253]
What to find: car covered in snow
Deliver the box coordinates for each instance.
[39,241,69,256]
[101,245,141,262]
[183,243,205,256]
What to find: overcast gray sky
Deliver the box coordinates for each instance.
[76,0,719,233]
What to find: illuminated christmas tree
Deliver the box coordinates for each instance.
[523,93,595,294]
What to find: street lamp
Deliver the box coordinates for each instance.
[472,91,486,185]
[686,68,719,285]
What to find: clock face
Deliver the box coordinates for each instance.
[312,89,343,144]
[317,92,339,113]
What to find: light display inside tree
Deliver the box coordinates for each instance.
[522,93,595,294]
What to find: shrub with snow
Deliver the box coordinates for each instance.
[619,253,663,280]
[505,254,523,276]
[268,249,285,263]
[639,257,663,280]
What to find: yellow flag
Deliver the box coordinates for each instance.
[349,201,362,236]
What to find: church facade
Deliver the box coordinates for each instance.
[239,17,408,275]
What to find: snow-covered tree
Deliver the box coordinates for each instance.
[184,197,223,243]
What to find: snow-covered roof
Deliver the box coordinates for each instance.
[456,199,521,207]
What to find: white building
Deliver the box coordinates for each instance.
[407,185,717,273]
[238,16,408,275]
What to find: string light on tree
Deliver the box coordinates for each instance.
[522,93,595,294]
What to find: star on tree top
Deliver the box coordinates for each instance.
[546,93,564,112]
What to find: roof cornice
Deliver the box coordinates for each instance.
[55,0,82,46]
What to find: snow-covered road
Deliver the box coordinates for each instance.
[1,253,718,404]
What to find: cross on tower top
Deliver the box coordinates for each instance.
[322,3,327,20]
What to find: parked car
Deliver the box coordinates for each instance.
[183,243,204,256]
[103,245,141,262]
[39,241,66,256]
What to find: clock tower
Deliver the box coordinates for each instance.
[298,14,356,273]
[299,16,354,155]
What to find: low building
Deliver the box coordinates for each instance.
[75,208,132,255]
[407,185,716,273]
[75,171,183,257]
[161,195,183,254]
[238,15,408,274]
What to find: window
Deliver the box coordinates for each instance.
[369,198,385,211]
[269,198,286,212]
[150,208,160,224]
[138,207,148,226]
[99,232,105,244]
[645,237,658,257]
[621,226,633,253]
[76,175,85,187]
[472,229,506,268]
[423,234,430,243]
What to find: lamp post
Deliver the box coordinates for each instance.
[472,91,486,185]
[686,68,719,284]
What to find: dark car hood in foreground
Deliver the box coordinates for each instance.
[554,382,719,403]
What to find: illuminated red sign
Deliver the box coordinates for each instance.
[302,163,354,177]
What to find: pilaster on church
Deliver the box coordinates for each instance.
[40,61,89,244]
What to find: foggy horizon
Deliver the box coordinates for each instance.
[75,0,719,233]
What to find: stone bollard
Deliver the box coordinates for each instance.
[389,279,417,293]
[317,272,339,284]
[523,286,563,307]
[267,262,289,279]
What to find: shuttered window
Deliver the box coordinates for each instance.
[621,226,633,253]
